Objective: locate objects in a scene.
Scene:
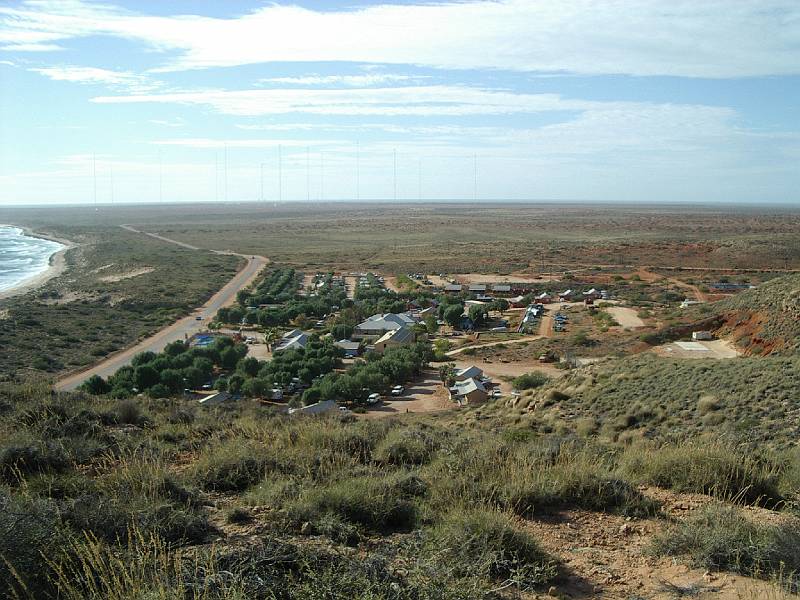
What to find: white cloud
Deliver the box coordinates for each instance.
[90,85,623,116]
[151,138,346,149]
[1,43,63,51]
[1,0,798,77]
[258,74,426,86]
[30,65,159,92]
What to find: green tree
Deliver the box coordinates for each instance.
[134,365,160,390]
[81,374,110,395]
[424,314,439,335]
[468,304,486,327]
[443,304,464,328]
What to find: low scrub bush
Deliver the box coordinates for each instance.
[289,475,418,532]
[512,372,549,391]
[373,428,438,466]
[620,443,782,506]
[427,509,558,588]
[189,441,281,492]
[652,503,800,582]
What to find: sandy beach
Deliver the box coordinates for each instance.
[0,225,75,301]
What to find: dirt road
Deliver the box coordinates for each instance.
[55,227,268,391]
[445,334,542,357]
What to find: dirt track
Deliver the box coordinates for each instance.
[55,227,268,391]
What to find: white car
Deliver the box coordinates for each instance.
[391,385,404,396]
[491,389,503,398]
[367,393,381,405]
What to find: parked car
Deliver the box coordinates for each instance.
[391,385,404,396]
[367,393,381,405]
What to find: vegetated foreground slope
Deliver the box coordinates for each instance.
[713,272,800,355]
[1,382,799,600]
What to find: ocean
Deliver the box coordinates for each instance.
[0,226,65,293]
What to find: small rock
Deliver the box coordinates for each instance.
[619,523,632,535]
[547,586,559,597]
[300,521,312,534]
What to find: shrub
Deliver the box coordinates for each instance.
[374,428,437,465]
[652,503,800,582]
[697,395,721,415]
[289,476,418,532]
[116,400,143,426]
[512,371,549,390]
[190,441,276,492]
[620,444,782,506]
[427,509,557,587]
[0,440,70,482]
[226,507,254,525]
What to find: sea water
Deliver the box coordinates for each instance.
[0,226,65,293]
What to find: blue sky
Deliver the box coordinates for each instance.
[0,0,799,205]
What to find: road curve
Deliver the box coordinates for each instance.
[445,334,542,357]
[55,226,268,391]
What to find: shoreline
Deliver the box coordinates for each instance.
[0,225,76,301]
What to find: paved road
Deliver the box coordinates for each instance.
[55,227,268,391]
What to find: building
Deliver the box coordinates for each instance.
[583,288,601,300]
[558,289,574,301]
[449,378,489,404]
[692,331,713,341]
[444,283,463,293]
[197,391,231,406]
[468,284,487,294]
[334,339,361,358]
[454,365,484,381]
[373,325,416,353]
[272,329,309,353]
[354,313,416,338]
[535,292,553,304]
[491,284,512,296]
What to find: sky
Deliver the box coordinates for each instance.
[0,0,799,205]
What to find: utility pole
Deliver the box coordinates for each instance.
[158,148,164,204]
[278,144,282,203]
[92,153,97,208]
[393,148,397,201]
[356,141,360,201]
[214,151,219,202]
[320,151,324,201]
[473,153,477,201]
[110,162,114,204]
[260,162,265,202]
[306,146,310,202]
[418,157,422,201]
[223,144,228,202]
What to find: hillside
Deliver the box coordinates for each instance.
[495,354,800,450]
[2,382,798,599]
[713,273,800,355]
